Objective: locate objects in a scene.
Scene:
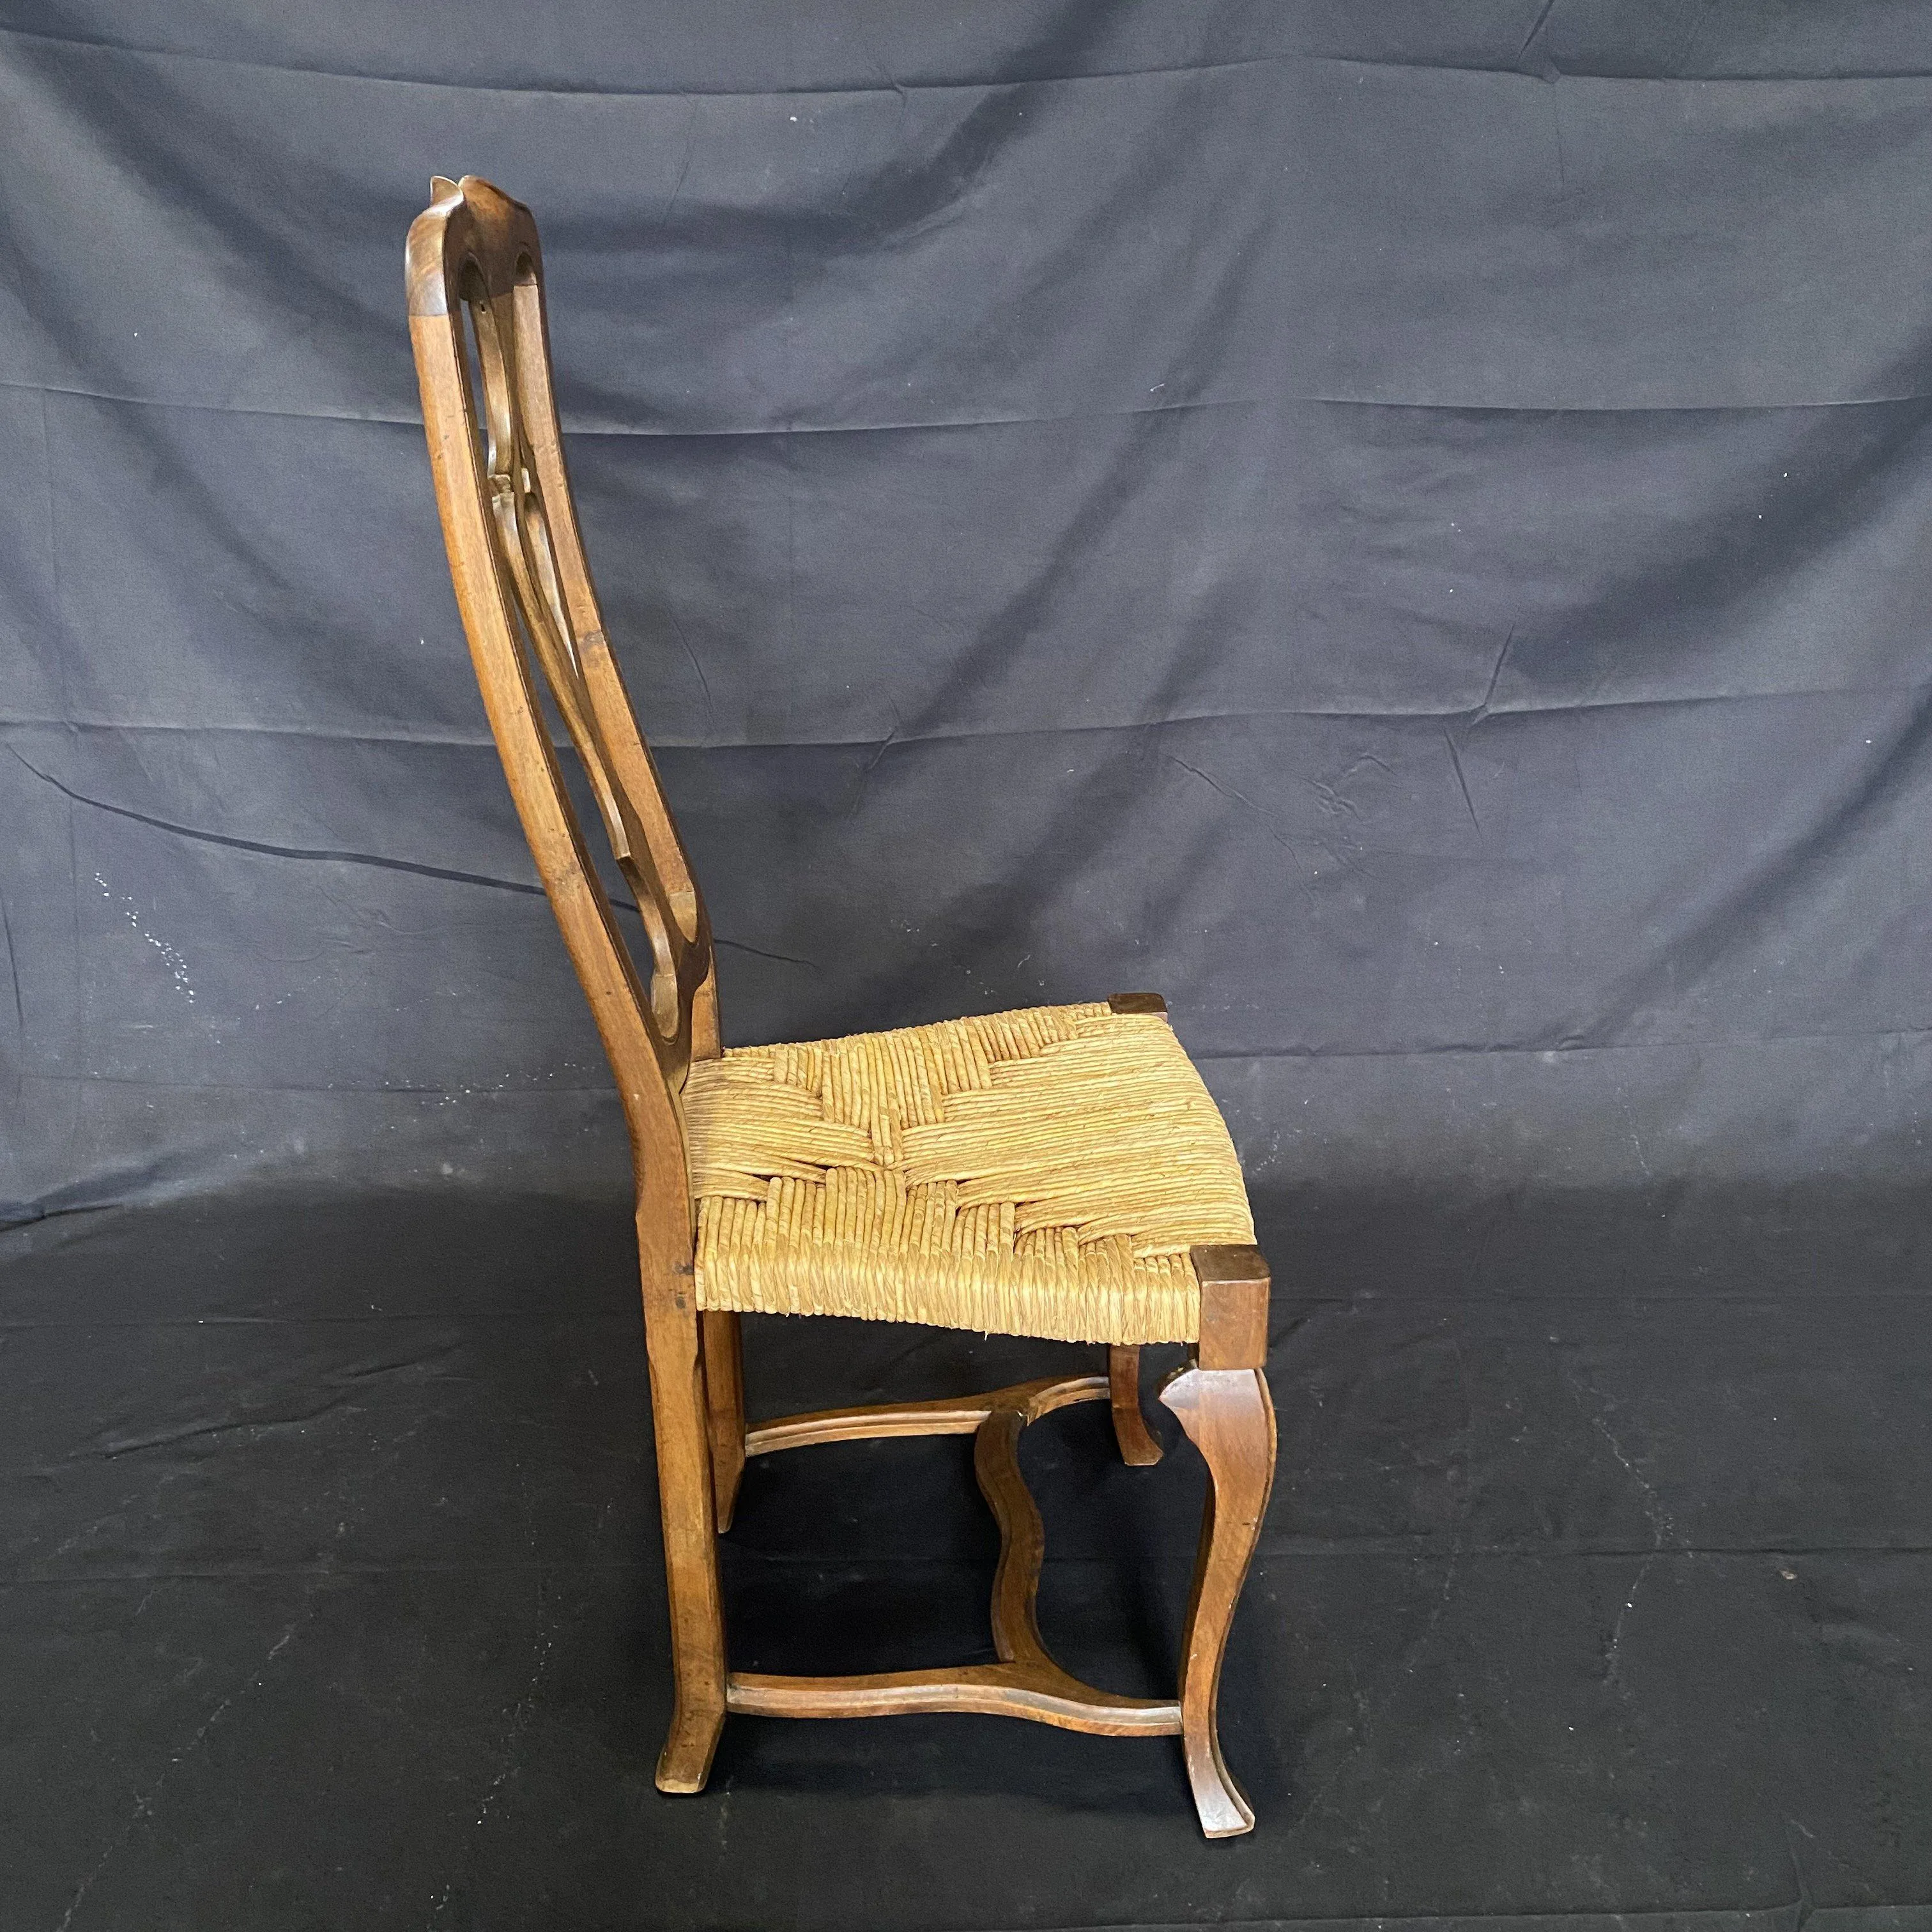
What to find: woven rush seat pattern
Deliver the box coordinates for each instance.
[682,1002,1254,1345]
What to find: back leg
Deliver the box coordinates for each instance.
[1108,1345,1163,1465]
[639,1246,728,1794]
[702,1310,747,1531]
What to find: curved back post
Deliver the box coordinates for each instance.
[406,175,718,1212]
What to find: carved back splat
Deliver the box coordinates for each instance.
[407,176,719,1181]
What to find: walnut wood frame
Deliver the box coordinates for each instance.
[407,175,1277,1838]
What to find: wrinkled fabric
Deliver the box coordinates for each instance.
[4,8,1932,1222]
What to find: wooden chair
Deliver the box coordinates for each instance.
[406,175,1278,1838]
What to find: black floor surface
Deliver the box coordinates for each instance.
[3,1186,1929,1931]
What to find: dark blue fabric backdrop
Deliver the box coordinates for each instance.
[8,3,1932,1225]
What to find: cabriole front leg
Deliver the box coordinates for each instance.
[1161,1242,1277,1838]
[1160,1363,1276,1836]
